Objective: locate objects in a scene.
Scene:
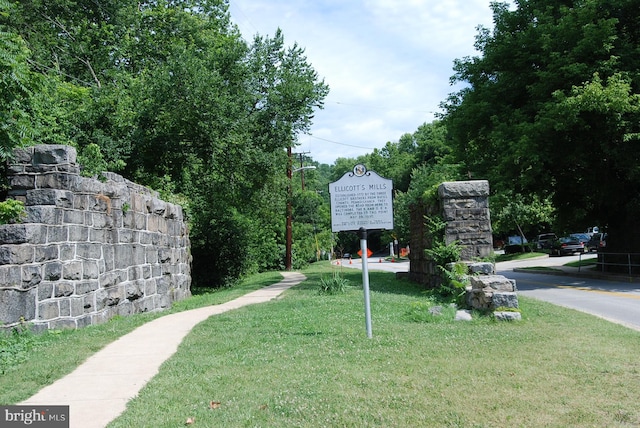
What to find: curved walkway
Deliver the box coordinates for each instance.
[20,271,306,428]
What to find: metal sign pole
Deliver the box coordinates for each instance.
[359,227,373,338]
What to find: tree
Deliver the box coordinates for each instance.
[443,0,640,248]
[8,0,329,285]
[490,191,555,238]
[0,0,37,159]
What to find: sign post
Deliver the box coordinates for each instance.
[329,164,393,338]
[359,227,372,338]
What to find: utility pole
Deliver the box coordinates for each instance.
[286,146,293,271]
[297,151,310,191]
[285,150,315,271]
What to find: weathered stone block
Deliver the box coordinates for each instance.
[21,265,42,288]
[60,243,75,260]
[494,311,522,321]
[0,245,34,265]
[83,260,99,279]
[37,283,53,301]
[114,245,133,269]
[470,275,515,292]
[0,265,22,286]
[50,319,76,330]
[47,226,68,243]
[467,262,495,275]
[38,300,59,320]
[59,298,70,316]
[438,180,489,199]
[26,189,74,207]
[126,281,144,301]
[33,145,77,165]
[68,225,89,242]
[63,261,82,280]
[64,210,85,225]
[0,287,36,324]
[76,281,99,295]
[77,243,102,259]
[0,225,28,244]
[69,297,84,317]
[9,174,36,190]
[102,287,122,307]
[144,279,157,296]
[55,282,74,298]
[35,245,59,262]
[44,262,62,281]
[118,229,134,243]
[148,198,166,216]
[91,212,112,228]
[491,292,519,309]
[36,173,80,190]
[132,245,145,265]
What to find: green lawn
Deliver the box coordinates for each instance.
[3,263,639,427]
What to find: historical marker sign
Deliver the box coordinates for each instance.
[329,164,393,232]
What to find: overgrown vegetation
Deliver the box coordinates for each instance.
[0,320,35,375]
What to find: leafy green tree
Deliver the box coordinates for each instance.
[0,0,37,158]
[9,0,329,285]
[490,191,555,238]
[444,0,640,248]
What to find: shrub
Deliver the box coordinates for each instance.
[0,199,26,224]
[437,261,470,306]
[319,270,349,294]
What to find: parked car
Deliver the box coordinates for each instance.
[570,233,591,248]
[535,233,557,250]
[504,235,530,254]
[587,233,607,252]
[550,236,585,256]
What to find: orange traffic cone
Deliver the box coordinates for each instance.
[379,258,382,263]
[391,257,395,263]
[349,257,352,264]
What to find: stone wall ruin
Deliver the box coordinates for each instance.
[408,180,519,317]
[0,145,191,331]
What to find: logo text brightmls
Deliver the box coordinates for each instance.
[1,406,69,428]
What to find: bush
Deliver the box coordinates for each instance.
[437,261,470,305]
[0,199,25,224]
[319,270,349,294]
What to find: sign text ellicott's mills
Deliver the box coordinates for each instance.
[329,164,394,232]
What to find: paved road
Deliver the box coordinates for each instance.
[338,254,640,331]
[503,270,640,330]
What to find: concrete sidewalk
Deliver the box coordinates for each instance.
[20,271,306,428]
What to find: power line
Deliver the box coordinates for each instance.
[305,134,375,150]
[331,101,438,114]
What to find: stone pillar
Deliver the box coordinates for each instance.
[438,180,493,261]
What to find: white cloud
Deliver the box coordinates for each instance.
[229,0,497,164]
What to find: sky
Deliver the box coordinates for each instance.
[228,0,499,165]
